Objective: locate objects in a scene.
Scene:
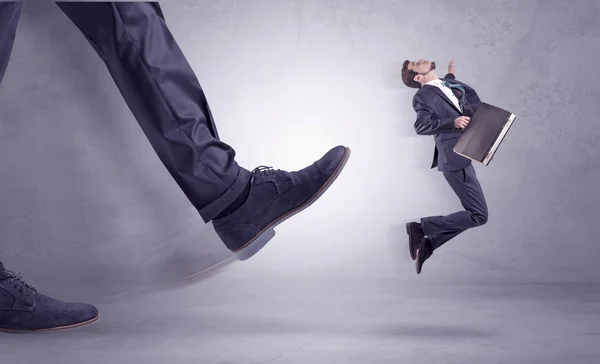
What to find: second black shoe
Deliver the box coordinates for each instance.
[0,266,99,332]
[415,237,434,275]
[405,221,424,260]
[212,145,351,261]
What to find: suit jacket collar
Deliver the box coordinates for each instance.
[422,79,462,114]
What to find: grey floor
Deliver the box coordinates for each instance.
[2,0,600,362]
[3,266,600,364]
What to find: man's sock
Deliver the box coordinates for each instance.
[213,180,252,220]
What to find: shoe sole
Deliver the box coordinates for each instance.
[0,314,99,333]
[415,252,424,275]
[405,222,418,261]
[415,248,422,274]
[233,146,352,261]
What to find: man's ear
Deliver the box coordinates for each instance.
[413,74,420,83]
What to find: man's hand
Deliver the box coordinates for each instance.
[454,116,470,129]
[448,59,455,74]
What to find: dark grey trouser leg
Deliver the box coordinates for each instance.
[0,2,23,268]
[55,1,251,222]
[0,1,23,85]
[421,164,488,249]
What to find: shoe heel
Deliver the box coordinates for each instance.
[234,228,276,261]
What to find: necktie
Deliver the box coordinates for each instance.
[443,81,473,117]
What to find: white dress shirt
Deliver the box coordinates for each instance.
[425,78,461,112]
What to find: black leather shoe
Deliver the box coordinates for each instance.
[0,267,99,332]
[415,237,434,275]
[213,145,351,261]
[405,221,424,260]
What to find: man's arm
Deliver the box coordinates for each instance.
[444,73,456,80]
[445,59,455,79]
[449,60,483,98]
[445,60,482,110]
[412,93,456,136]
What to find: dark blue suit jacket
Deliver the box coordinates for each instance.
[412,73,482,172]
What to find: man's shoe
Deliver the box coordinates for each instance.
[0,268,99,332]
[213,145,351,261]
[415,237,434,275]
[405,221,424,260]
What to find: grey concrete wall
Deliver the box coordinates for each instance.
[0,0,599,301]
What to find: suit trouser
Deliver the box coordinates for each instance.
[421,164,488,249]
[0,2,251,225]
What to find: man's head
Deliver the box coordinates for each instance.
[401,59,437,89]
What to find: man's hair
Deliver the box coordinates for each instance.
[401,60,421,89]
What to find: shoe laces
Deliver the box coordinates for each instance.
[0,271,37,295]
[251,165,277,176]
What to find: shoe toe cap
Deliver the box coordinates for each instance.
[319,145,349,172]
[34,293,99,329]
[69,302,99,322]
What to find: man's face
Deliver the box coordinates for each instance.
[408,58,436,78]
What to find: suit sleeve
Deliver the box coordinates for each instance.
[444,73,456,80]
[412,93,456,135]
